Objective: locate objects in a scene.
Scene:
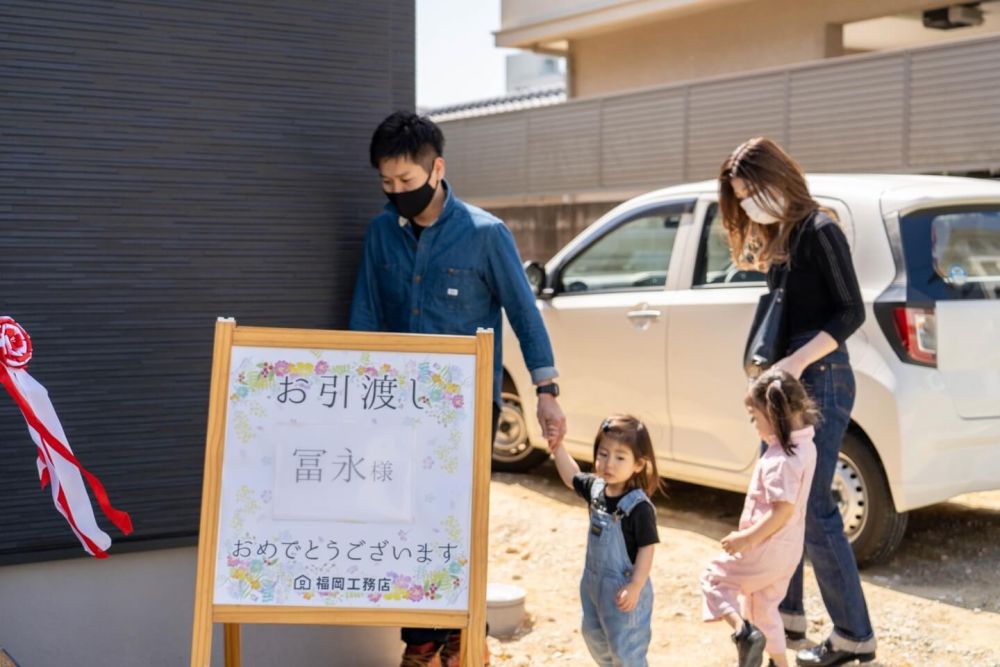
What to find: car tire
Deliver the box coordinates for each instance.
[491,389,549,473]
[835,431,909,568]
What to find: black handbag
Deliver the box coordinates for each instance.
[743,263,790,378]
[743,219,808,378]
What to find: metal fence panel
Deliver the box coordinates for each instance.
[909,38,1000,170]
[439,36,1000,202]
[686,73,786,181]
[448,113,529,199]
[527,101,602,193]
[600,89,686,189]
[789,55,905,172]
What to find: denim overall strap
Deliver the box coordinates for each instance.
[584,480,633,577]
[613,488,652,519]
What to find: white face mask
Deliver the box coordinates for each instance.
[740,192,786,225]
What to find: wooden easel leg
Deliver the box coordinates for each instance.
[463,627,487,667]
[224,623,241,667]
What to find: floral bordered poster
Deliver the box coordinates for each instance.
[213,346,476,611]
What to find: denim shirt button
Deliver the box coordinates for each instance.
[414,275,422,284]
[412,307,420,316]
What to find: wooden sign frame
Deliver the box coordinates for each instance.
[190,319,493,666]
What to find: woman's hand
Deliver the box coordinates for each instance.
[772,356,806,380]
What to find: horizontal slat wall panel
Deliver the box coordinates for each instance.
[527,101,602,193]
[601,89,686,189]
[450,113,529,199]
[438,118,471,193]
[789,56,905,172]
[438,35,1000,202]
[686,73,786,181]
[0,0,413,563]
[909,39,1000,169]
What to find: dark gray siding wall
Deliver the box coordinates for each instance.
[0,0,414,563]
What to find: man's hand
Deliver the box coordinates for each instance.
[536,392,566,448]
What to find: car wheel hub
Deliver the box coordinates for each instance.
[831,453,868,542]
[493,392,531,463]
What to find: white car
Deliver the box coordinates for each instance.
[496,174,1000,566]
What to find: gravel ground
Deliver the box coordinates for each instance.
[484,461,1000,667]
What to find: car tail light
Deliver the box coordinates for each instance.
[893,306,937,365]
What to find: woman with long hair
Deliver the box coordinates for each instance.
[717,137,876,667]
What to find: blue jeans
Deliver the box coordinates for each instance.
[778,334,874,642]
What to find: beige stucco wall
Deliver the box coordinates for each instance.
[564,0,958,97]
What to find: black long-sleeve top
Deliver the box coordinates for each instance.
[767,211,865,345]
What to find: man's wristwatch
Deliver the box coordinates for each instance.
[536,382,560,398]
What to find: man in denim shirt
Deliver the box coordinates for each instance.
[349,111,566,667]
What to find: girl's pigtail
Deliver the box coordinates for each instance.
[766,379,796,456]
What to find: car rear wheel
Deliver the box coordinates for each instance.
[491,390,549,472]
[836,431,908,567]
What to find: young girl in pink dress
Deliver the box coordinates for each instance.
[701,368,820,667]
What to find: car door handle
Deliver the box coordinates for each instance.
[626,309,662,320]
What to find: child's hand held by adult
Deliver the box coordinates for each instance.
[536,392,566,447]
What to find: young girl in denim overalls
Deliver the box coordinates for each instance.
[550,414,662,667]
[701,368,819,667]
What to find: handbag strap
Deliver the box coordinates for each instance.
[775,210,814,290]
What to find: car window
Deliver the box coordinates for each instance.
[693,203,765,287]
[558,203,687,294]
[900,205,1000,301]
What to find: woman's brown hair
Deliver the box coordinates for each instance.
[593,414,664,498]
[745,368,820,456]
[719,137,826,271]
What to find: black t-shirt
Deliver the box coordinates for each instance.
[766,211,865,346]
[573,473,659,564]
[410,220,425,241]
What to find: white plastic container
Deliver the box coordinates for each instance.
[486,582,526,638]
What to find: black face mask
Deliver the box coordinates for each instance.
[384,172,438,220]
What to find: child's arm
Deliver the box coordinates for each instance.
[616,543,654,612]
[721,501,794,556]
[549,439,580,490]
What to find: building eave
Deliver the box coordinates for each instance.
[494,0,750,49]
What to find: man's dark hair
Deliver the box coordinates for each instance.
[369,111,445,170]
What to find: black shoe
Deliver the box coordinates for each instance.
[732,621,766,667]
[796,640,876,666]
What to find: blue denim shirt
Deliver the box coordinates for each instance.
[349,182,558,404]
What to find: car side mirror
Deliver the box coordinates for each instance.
[523,260,551,298]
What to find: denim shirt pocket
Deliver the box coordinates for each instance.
[432,266,491,313]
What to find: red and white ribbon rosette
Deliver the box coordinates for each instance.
[0,316,132,557]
